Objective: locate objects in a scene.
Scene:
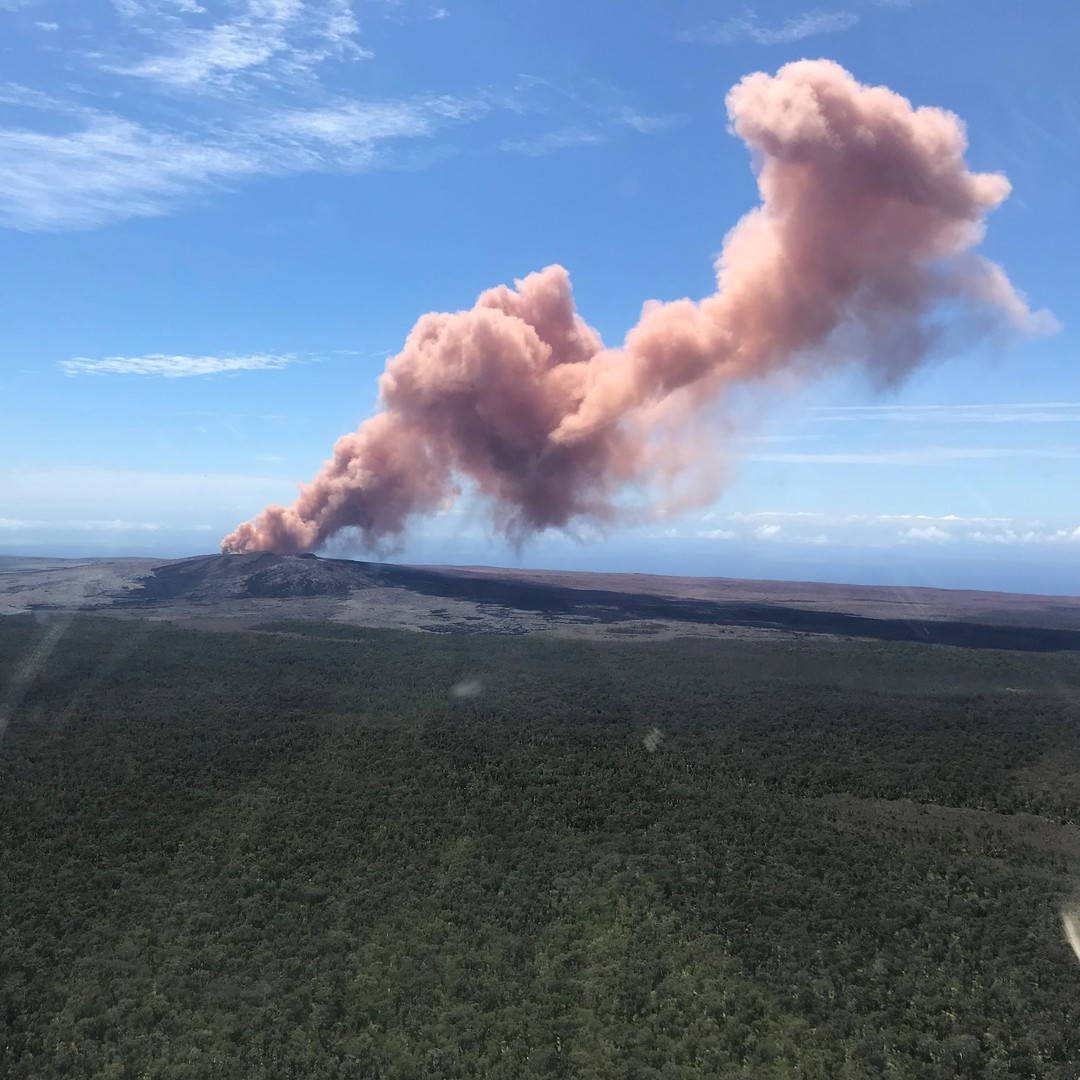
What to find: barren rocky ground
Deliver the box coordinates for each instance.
[3,553,1080,650]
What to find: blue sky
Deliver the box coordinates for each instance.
[1,0,1078,593]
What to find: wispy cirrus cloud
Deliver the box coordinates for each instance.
[0,113,260,230]
[679,8,858,46]
[372,0,450,25]
[500,106,676,157]
[108,1,212,17]
[106,0,368,92]
[500,126,606,157]
[0,2,666,230]
[614,107,684,134]
[275,94,489,147]
[0,88,489,229]
[60,353,301,377]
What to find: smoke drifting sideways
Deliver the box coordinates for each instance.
[222,59,1056,557]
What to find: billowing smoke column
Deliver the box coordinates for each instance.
[222,60,1053,556]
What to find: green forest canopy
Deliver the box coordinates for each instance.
[2,615,1079,1078]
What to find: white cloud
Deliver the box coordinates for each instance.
[0,82,75,111]
[110,2,207,14]
[0,517,164,532]
[901,525,951,542]
[500,127,606,157]
[0,2,672,231]
[732,510,826,522]
[108,0,369,91]
[684,508,1080,552]
[614,107,682,134]
[680,8,858,46]
[730,510,1016,528]
[0,91,480,229]
[500,102,677,157]
[716,521,825,545]
[274,99,438,146]
[60,353,299,377]
[748,447,1080,465]
[876,512,993,523]
[34,20,58,31]
[704,509,1080,549]
[0,23,657,233]
[0,113,259,230]
[968,525,1080,545]
[813,402,1080,424]
[968,529,1024,545]
[75,520,164,532]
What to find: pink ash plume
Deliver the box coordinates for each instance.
[222,60,1053,556]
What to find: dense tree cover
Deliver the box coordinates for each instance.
[1,614,1079,1078]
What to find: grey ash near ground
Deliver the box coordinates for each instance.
[3,552,1080,650]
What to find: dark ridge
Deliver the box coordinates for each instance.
[120,554,1080,652]
[125,552,364,602]
[368,562,1080,651]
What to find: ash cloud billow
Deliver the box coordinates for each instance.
[222,60,1055,556]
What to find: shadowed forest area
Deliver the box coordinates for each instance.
[2,615,1080,1078]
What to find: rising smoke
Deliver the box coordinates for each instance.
[222,60,1054,556]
